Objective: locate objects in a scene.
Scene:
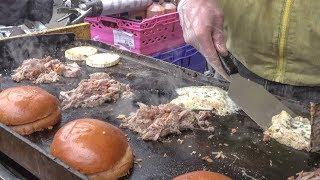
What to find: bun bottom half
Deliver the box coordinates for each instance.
[88,145,134,180]
[10,109,61,135]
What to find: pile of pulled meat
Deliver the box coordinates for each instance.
[288,168,320,180]
[11,56,81,84]
[120,103,214,141]
[60,73,131,110]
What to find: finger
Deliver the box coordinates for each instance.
[212,28,228,57]
[205,55,231,82]
[195,27,230,81]
[211,9,228,57]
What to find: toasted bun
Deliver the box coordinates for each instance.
[173,171,231,180]
[50,119,133,179]
[85,53,120,68]
[0,86,60,126]
[10,108,61,135]
[65,46,98,61]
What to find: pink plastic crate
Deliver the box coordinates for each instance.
[85,12,185,55]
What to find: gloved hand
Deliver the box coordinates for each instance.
[178,0,230,80]
[0,0,53,26]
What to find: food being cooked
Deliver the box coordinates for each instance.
[60,73,131,110]
[65,46,98,61]
[170,86,239,116]
[265,111,311,151]
[86,53,120,68]
[11,56,81,84]
[120,103,214,141]
[50,118,133,180]
[0,86,61,135]
[173,171,231,180]
[288,168,320,180]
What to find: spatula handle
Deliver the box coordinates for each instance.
[220,51,238,75]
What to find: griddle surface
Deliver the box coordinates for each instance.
[0,34,319,180]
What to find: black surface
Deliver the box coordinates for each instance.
[0,34,319,180]
[0,152,38,180]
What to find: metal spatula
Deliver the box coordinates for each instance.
[221,52,295,130]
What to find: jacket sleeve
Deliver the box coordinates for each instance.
[27,0,54,24]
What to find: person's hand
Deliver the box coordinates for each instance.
[178,0,230,81]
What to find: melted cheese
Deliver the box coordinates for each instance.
[170,86,239,116]
[266,111,311,151]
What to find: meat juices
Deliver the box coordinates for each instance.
[60,73,131,110]
[11,56,81,84]
[120,103,214,141]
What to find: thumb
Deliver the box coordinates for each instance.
[213,30,228,57]
[211,9,228,57]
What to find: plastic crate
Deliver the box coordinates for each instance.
[152,44,207,73]
[85,12,185,55]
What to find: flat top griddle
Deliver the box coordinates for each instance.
[0,34,319,180]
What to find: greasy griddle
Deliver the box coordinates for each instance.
[0,34,319,180]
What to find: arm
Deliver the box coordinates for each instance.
[178,0,229,80]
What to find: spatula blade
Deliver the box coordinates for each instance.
[228,74,295,130]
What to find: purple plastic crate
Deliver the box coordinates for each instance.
[152,44,207,73]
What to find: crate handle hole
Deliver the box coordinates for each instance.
[101,21,118,28]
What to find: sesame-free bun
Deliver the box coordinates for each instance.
[50,118,133,180]
[173,171,231,180]
[65,46,98,61]
[11,109,61,135]
[0,86,61,135]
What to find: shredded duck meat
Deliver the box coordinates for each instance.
[120,103,214,141]
[60,73,131,110]
[11,56,81,84]
[288,168,320,180]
